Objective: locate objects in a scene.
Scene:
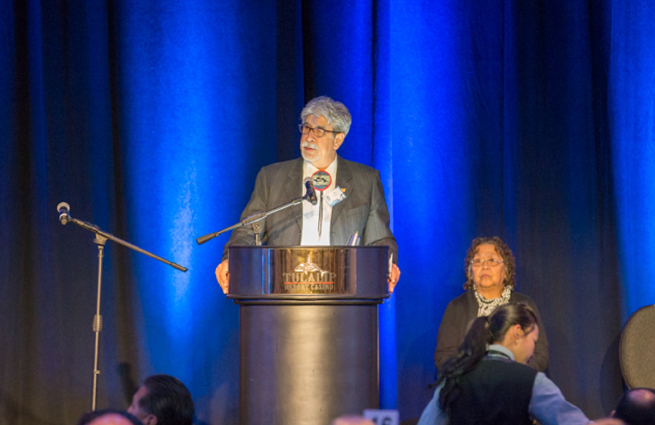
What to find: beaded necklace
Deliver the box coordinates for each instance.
[474,285,512,317]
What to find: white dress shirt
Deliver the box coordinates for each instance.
[301,157,338,246]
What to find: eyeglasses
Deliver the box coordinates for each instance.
[299,124,340,138]
[470,259,504,268]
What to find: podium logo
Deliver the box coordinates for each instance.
[283,254,336,292]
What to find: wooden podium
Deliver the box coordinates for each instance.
[228,246,390,425]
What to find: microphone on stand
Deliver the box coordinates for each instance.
[197,179,319,245]
[303,179,318,206]
[57,202,71,225]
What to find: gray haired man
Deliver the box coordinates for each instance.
[215,96,400,293]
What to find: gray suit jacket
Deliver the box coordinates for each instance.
[222,156,398,261]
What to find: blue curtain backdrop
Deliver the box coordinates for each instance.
[1,0,654,423]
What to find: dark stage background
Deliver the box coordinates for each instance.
[2,0,655,424]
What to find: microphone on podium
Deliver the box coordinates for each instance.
[303,179,318,206]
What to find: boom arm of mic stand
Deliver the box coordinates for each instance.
[196,197,304,245]
[70,218,188,272]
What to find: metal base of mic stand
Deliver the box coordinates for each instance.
[91,234,107,411]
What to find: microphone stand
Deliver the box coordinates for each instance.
[64,215,188,411]
[196,184,316,245]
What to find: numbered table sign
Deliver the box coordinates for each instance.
[363,409,399,425]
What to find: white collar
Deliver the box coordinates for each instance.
[304,156,337,173]
[487,344,515,361]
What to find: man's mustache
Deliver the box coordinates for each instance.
[301,141,319,150]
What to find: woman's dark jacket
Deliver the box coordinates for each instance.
[434,289,549,372]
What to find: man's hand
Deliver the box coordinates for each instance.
[388,263,401,294]
[215,260,229,294]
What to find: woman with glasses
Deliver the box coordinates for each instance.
[434,237,549,372]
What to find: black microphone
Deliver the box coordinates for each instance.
[303,179,317,206]
[57,202,71,225]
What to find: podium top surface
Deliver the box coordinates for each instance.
[227,246,390,303]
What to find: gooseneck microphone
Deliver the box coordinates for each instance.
[197,181,317,245]
[57,202,71,225]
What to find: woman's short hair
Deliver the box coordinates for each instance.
[300,96,352,136]
[463,236,516,290]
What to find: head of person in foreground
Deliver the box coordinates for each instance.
[127,374,194,425]
[437,303,539,413]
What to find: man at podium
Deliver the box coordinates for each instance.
[215,96,400,294]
